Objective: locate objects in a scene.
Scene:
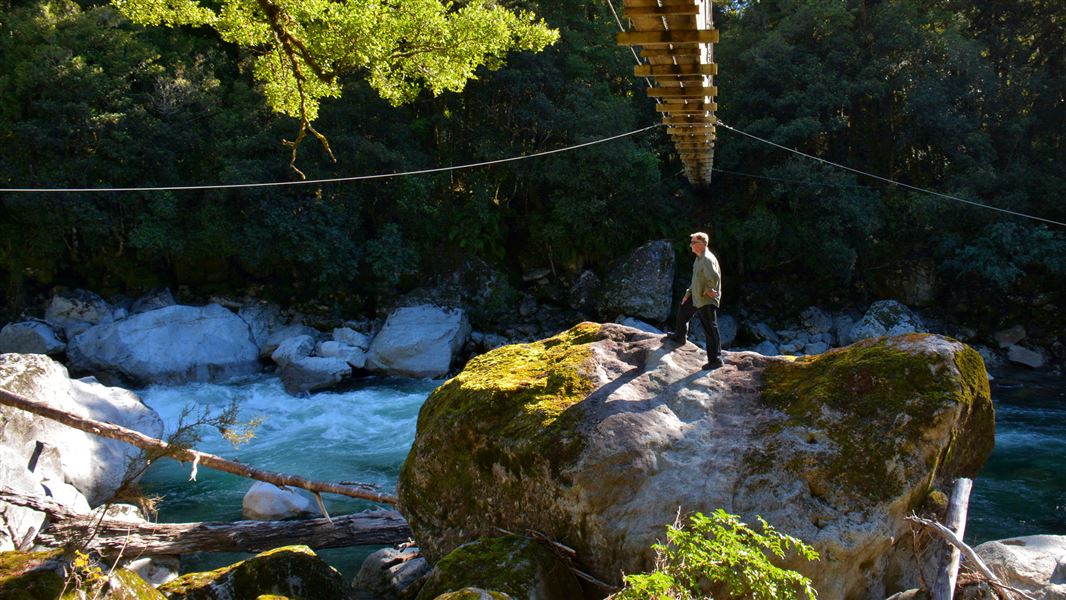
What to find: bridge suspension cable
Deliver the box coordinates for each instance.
[716,121,1066,228]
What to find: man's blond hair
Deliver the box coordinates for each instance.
[690,232,709,245]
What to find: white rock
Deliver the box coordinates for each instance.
[366,305,471,379]
[849,300,926,342]
[1007,344,1047,369]
[242,481,322,520]
[271,334,315,368]
[975,535,1066,600]
[238,302,284,352]
[130,288,176,314]
[0,353,164,507]
[259,322,318,358]
[616,317,663,335]
[68,304,261,385]
[0,321,65,355]
[315,340,367,369]
[41,479,91,513]
[332,327,371,351]
[124,556,181,587]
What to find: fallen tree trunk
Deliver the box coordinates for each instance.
[1,486,411,555]
[0,387,397,505]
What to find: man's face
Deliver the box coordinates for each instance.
[690,239,706,256]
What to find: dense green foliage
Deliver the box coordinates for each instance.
[611,509,818,600]
[0,0,1063,338]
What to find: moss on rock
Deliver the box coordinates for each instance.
[432,588,512,600]
[760,334,994,504]
[158,546,346,600]
[0,550,65,600]
[398,323,603,561]
[0,550,164,600]
[415,536,580,600]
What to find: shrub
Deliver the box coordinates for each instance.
[611,509,819,600]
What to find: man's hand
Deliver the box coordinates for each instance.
[703,290,719,299]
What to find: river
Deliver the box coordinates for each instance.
[138,367,1066,580]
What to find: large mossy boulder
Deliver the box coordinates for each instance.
[398,323,995,600]
[415,536,581,600]
[158,546,346,600]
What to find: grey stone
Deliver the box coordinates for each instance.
[280,356,351,394]
[130,288,176,314]
[849,300,926,343]
[974,535,1066,600]
[124,555,180,587]
[271,334,315,368]
[718,314,738,349]
[804,341,830,355]
[599,240,675,323]
[0,320,65,355]
[333,327,371,351]
[239,302,285,352]
[352,546,430,599]
[752,322,780,343]
[260,322,319,358]
[754,340,778,356]
[801,306,834,334]
[366,305,471,379]
[68,304,261,385]
[315,340,368,369]
[834,315,857,346]
[45,289,113,339]
[995,325,1028,349]
[1007,344,1047,369]
[568,270,602,312]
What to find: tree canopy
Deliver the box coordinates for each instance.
[110,0,559,173]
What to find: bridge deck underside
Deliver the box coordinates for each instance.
[618,0,717,185]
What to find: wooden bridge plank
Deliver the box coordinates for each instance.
[617,29,719,46]
[635,63,717,76]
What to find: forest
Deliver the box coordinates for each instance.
[1,0,1063,340]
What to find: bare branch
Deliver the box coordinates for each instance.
[0,387,397,505]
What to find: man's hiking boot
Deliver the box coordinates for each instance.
[702,358,724,370]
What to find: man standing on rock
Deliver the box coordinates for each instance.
[667,232,723,369]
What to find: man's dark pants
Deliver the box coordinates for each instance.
[674,296,722,360]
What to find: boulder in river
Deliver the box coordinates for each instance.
[366,305,471,379]
[398,323,994,600]
[68,303,261,385]
[0,353,164,513]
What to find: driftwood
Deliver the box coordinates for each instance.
[0,387,397,505]
[1,485,411,555]
[907,514,1038,600]
[932,477,973,600]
